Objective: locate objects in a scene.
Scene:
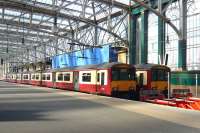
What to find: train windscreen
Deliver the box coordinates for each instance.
[112,68,135,81]
[152,69,168,81]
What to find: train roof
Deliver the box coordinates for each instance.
[97,62,133,69]
[52,62,133,72]
[135,64,170,71]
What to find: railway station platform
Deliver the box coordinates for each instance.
[0,81,200,133]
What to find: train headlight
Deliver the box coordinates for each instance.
[112,87,118,91]
[152,87,157,90]
[129,87,134,90]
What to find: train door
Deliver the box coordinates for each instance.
[97,70,107,94]
[52,72,56,88]
[73,71,79,91]
[136,71,147,88]
[139,73,144,87]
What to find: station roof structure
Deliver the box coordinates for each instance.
[0,0,133,64]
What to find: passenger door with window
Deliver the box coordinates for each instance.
[136,71,147,87]
[73,71,79,91]
[97,70,107,93]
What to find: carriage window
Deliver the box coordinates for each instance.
[82,73,91,82]
[97,73,100,82]
[42,74,46,80]
[47,74,51,81]
[36,75,39,80]
[32,75,35,80]
[24,75,28,80]
[64,73,70,81]
[58,74,63,81]
[101,72,105,85]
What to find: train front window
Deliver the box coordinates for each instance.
[112,68,135,81]
[152,69,168,81]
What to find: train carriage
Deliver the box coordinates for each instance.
[135,64,170,99]
[78,63,137,97]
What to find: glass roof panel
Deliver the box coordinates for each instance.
[116,0,130,5]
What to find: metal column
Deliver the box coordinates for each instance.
[158,0,165,65]
[34,46,37,63]
[129,14,137,65]
[43,44,46,60]
[140,10,148,64]
[27,49,30,63]
[178,0,187,70]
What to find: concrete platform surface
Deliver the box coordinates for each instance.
[0,81,200,133]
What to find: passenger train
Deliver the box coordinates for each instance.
[5,62,171,100]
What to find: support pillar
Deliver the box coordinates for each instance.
[140,10,148,64]
[70,31,75,51]
[94,26,98,46]
[54,40,58,56]
[158,17,165,64]
[178,39,186,69]
[129,14,137,65]
[158,0,165,65]
[178,0,187,70]
[43,44,46,60]
[34,46,37,63]
[27,49,30,63]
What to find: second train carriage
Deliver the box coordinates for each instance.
[135,64,170,99]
